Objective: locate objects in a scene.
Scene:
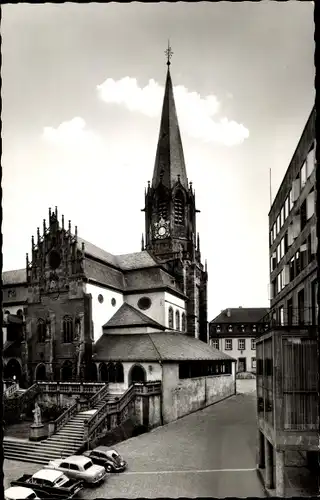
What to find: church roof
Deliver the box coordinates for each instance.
[102,302,165,330]
[94,332,235,362]
[2,269,26,285]
[116,251,159,270]
[210,307,269,324]
[77,237,119,267]
[152,68,188,191]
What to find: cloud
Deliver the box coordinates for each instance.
[42,117,100,148]
[97,77,249,146]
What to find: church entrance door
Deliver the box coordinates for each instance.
[129,364,146,385]
[61,361,73,381]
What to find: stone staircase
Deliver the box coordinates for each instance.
[4,395,118,465]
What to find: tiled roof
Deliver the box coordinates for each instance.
[116,251,158,270]
[103,303,165,330]
[77,237,119,267]
[210,308,269,324]
[94,332,235,362]
[2,269,27,285]
[84,258,125,290]
[124,267,181,293]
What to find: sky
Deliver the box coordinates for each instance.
[1,2,315,320]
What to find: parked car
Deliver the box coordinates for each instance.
[83,447,127,472]
[46,455,107,485]
[5,486,40,500]
[10,469,83,499]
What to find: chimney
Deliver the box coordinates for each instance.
[227,308,231,318]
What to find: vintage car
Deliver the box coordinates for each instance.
[83,447,127,472]
[46,455,107,485]
[5,486,40,500]
[10,469,83,499]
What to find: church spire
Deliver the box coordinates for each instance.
[151,44,188,191]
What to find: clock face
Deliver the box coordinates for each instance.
[158,226,166,236]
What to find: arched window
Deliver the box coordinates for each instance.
[168,307,174,328]
[115,362,124,383]
[175,310,180,331]
[174,191,184,224]
[63,316,73,343]
[99,362,108,382]
[129,364,146,385]
[61,360,73,381]
[108,363,116,383]
[35,363,47,381]
[181,313,186,332]
[158,199,168,220]
[37,319,46,343]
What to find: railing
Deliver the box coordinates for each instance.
[260,307,318,331]
[83,381,162,444]
[4,382,19,398]
[87,383,109,409]
[48,401,78,436]
[37,382,105,394]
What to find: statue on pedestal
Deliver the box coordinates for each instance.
[32,402,42,426]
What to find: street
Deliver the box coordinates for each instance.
[4,379,265,498]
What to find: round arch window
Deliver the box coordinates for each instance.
[48,250,61,270]
[137,296,152,310]
[111,298,116,307]
[98,294,104,304]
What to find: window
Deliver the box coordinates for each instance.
[280,207,285,227]
[251,357,256,370]
[251,339,256,350]
[69,464,79,471]
[289,189,293,211]
[271,252,277,272]
[216,324,221,333]
[211,339,219,350]
[306,145,315,178]
[298,289,305,325]
[279,306,284,326]
[287,298,293,326]
[98,294,104,304]
[300,242,307,270]
[295,251,301,276]
[276,245,280,263]
[241,324,245,332]
[158,200,168,220]
[37,319,46,343]
[228,325,233,332]
[60,463,69,469]
[272,223,276,241]
[111,297,116,306]
[284,199,287,220]
[252,325,257,333]
[292,177,300,202]
[174,191,185,224]
[300,200,307,230]
[62,316,73,343]
[300,161,307,189]
[311,280,318,326]
[307,190,315,219]
[137,296,151,310]
[181,313,186,332]
[238,339,245,351]
[175,310,180,330]
[289,256,295,281]
[225,339,232,350]
[168,307,173,328]
[280,238,285,259]
[284,232,288,253]
[276,215,280,234]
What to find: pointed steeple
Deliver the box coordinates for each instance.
[152,45,188,191]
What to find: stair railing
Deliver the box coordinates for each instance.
[4,382,19,398]
[87,383,109,409]
[48,401,78,437]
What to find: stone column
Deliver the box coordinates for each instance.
[257,429,265,469]
[275,450,285,497]
[264,438,274,489]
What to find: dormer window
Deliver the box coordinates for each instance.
[252,325,257,333]
[216,325,221,333]
[241,324,245,332]
[228,325,233,333]
[174,191,184,224]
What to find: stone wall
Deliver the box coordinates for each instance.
[162,362,235,423]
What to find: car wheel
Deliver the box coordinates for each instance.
[105,464,113,472]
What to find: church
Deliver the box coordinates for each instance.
[3,51,236,423]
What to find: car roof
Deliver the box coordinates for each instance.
[33,469,63,482]
[95,447,118,453]
[5,487,36,498]
[63,455,91,464]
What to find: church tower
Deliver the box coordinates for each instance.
[143,45,208,343]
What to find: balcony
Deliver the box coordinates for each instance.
[259,307,318,335]
[256,326,318,452]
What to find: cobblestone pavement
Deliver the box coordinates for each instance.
[4,390,266,498]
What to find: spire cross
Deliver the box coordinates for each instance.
[165,41,173,66]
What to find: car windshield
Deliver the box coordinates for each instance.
[54,476,68,487]
[27,494,38,499]
[83,461,94,470]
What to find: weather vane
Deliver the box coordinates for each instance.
[165,41,173,66]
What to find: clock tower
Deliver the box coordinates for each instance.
[142,45,208,343]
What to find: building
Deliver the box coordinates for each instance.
[256,106,318,496]
[209,307,269,374]
[2,52,236,424]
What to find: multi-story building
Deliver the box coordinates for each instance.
[256,106,318,496]
[209,307,269,374]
